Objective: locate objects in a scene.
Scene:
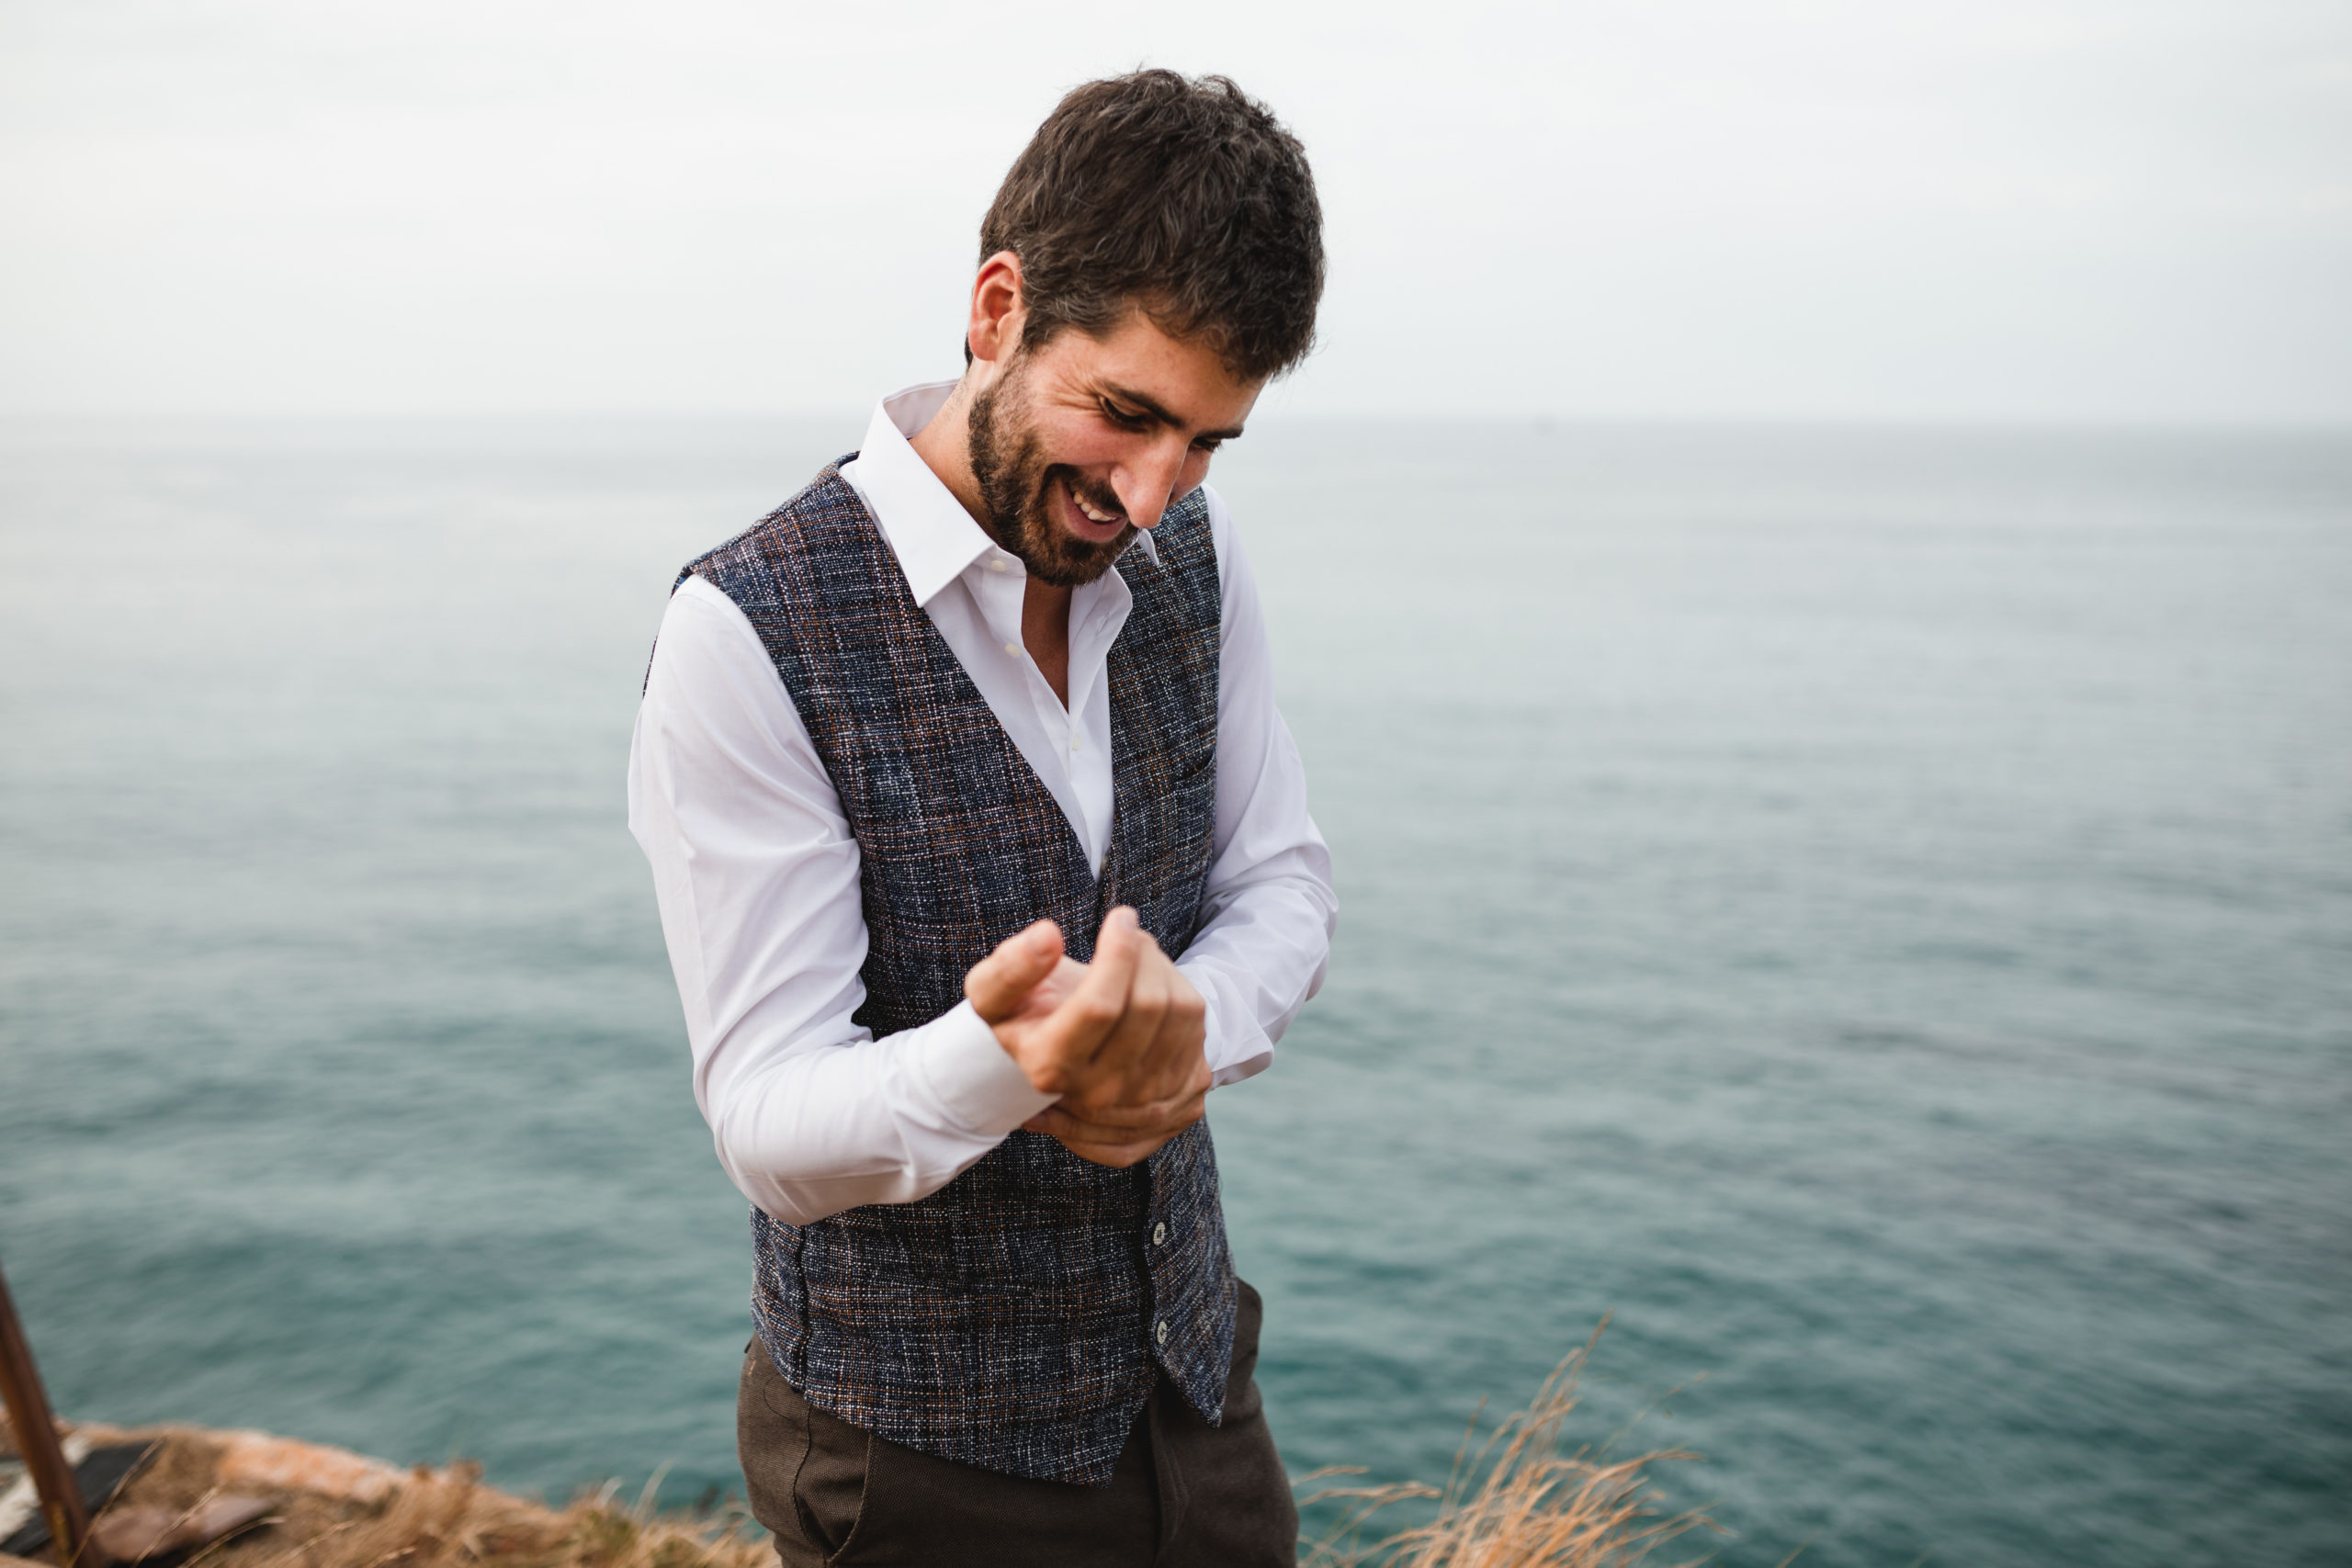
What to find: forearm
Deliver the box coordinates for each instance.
[704,1000,1052,1226]
[631,578,1053,1226]
[1180,860,1336,1084]
[1182,488,1338,1086]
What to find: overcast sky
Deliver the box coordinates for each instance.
[2,0,2346,423]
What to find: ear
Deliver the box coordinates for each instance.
[967,250,1025,369]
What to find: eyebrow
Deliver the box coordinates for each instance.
[1101,383,1247,442]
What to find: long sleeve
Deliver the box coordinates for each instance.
[628,576,1056,1227]
[1182,491,1339,1085]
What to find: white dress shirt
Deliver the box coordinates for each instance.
[628,381,1336,1227]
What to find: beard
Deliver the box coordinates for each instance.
[966,361,1137,588]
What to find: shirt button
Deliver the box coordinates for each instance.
[1004,641,1020,657]
[1069,735,1081,751]
[1155,1320,1170,1347]
[988,558,1007,571]
[1151,1223,1167,1247]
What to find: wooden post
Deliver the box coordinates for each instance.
[0,1257,97,1567]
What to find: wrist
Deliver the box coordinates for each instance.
[920,1000,1058,1133]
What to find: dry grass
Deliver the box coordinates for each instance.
[17,1426,767,1568]
[1301,1330,1713,1568]
[19,1328,1703,1568]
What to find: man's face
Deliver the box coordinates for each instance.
[967,310,1263,587]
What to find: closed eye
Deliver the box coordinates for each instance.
[1100,398,1149,431]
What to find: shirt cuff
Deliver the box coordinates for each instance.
[1180,959,1276,1088]
[911,998,1059,1135]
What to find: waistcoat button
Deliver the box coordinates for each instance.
[1155,1319,1170,1346]
[1151,1222,1167,1247]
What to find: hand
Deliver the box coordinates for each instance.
[963,918,1090,1048]
[963,908,1211,1168]
[1022,916,1210,1167]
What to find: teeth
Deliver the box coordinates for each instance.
[1072,488,1117,524]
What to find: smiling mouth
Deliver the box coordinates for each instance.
[1057,475,1129,541]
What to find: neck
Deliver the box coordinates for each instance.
[907,369,994,537]
[906,367,1076,706]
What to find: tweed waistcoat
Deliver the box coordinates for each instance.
[676,461,1237,1486]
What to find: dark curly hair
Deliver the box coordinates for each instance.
[975,70,1324,383]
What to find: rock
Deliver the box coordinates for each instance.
[212,1434,403,1505]
[93,1495,275,1562]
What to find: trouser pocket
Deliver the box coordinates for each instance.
[738,1339,871,1565]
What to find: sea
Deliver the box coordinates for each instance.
[2,416,2346,1567]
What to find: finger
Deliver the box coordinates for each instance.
[1037,907,1144,1065]
[1090,930,1172,1074]
[1048,1127,1171,1169]
[1125,942,1205,1093]
[1069,942,1193,1116]
[964,919,1064,1023]
[1030,1105,1126,1141]
[1049,1101,1199,1168]
[1066,1143,1160,1169]
[1054,1018,1205,1122]
[1028,1087,1207,1142]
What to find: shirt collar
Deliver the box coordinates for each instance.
[845,380,1159,609]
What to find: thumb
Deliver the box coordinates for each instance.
[965,919,1065,1023]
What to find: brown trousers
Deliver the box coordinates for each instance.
[737,1280,1296,1567]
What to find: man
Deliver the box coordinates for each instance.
[628,71,1333,1566]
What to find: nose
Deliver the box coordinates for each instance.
[1113,434,1192,531]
